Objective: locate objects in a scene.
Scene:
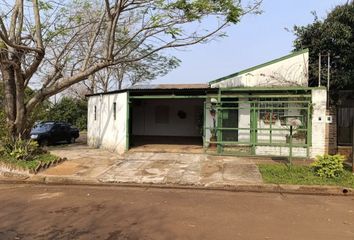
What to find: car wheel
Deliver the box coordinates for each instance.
[68,137,75,144]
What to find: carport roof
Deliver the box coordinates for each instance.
[86,84,216,97]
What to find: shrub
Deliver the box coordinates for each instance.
[311,154,346,178]
[1,138,43,161]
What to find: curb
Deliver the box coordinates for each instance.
[0,175,353,196]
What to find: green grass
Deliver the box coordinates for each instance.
[0,153,59,171]
[258,164,354,189]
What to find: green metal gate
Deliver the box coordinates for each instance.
[204,88,312,158]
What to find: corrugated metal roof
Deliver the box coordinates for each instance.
[129,84,209,90]
[86,84,215,97]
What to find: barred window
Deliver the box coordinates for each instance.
[259,99,287,125]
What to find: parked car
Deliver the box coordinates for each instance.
[30,121,80,146]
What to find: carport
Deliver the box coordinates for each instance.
[128,86,217,152]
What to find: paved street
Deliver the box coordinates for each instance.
[0,184,353,240]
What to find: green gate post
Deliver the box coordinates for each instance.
[126,91,130,151]
[217,90,222,154]
[250,101,257,155]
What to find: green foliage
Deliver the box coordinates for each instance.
[209,128,217,138]
[1,138,41,161]
[0,110,5,138]
[293,2,354,96]
[258,164,354,189]
[46,97,87,130]
[311,154,346,178]
[0,40,6,49]
[24,88,52,134]
[0,152,59,170]
[168,0,241,23]
[38,0,53,10]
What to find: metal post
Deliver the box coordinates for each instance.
[318,53,321,87]
[289,125,293,164]
[217,90,222,154]
[125,92,130,151]
[203,101,206,149]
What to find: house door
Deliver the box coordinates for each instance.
[220,98,239,143]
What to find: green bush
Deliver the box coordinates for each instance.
[46,97,87,130]
[1,138,42,161]
[75,115,87,131]
[311,154,346,178]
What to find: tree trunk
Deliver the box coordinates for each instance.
[0,64,17,137]
[14,67,26,137]
[0,50,27,139]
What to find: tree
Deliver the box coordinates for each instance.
[293,1,354,99]
[76,52,180,95]
[46,97,87,131]
[0,0,262,139]
[0,82,5,138]
[0,80,49,138]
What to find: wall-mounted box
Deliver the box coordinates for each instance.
[325,115,333,123]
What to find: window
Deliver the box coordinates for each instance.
[94,106,97,121]
[113,102,117,120]
[259,99,287,125]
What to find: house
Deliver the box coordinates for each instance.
[87,49,333,158]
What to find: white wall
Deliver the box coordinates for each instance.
[310,88,327,157]
[87,92,127,154]
[256,146,307,157]
[238,100,250,142]
[211,51,309,88]
[132,99,203,137]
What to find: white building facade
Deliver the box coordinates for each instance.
[87,49,329,158]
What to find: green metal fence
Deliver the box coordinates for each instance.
[204,89,312,157]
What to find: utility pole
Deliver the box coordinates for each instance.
[318,53,322,87]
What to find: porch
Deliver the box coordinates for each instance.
[127,87,323,158]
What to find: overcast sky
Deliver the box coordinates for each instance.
[153,0,349,85]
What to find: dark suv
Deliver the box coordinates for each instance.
[30,121,80,146]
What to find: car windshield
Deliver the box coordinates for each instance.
[32,122,54,132]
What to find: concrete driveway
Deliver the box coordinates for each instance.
[99,152,262,186]
[43,144,262,187]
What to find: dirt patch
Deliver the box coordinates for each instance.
[42,162,83,176]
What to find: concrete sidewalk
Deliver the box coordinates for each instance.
[41,145,263,187]
[1,144,352,196]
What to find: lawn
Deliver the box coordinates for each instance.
[0,153,59,171]
[258,164,354,189]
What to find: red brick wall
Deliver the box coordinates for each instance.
[325,108,337,155]
[337,146,353,161]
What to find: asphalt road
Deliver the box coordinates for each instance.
[0,184,353,240]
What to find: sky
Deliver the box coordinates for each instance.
[153,0,349,85]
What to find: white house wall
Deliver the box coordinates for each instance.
[211,51,309,88]
[87,92,127,154]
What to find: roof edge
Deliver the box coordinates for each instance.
[85,89,128,97]
[209,48,309,85]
